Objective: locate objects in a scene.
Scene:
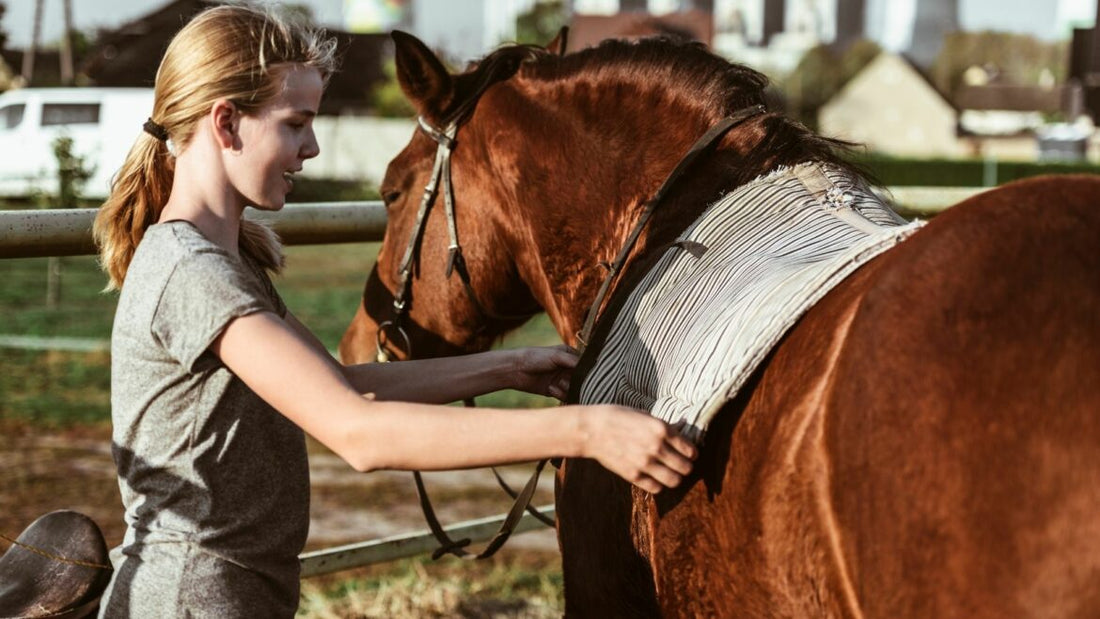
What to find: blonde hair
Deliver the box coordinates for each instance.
[94,3,338,290]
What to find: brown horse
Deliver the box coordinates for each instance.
[340,32,1100,618]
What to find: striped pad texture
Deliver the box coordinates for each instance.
[578,162,925,442]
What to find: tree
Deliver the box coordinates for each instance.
[369,59,416,118]
[515,1,566,46]
[278,3,316,24]
[781,39,881,129]
[930,31,1067,97]
[0,2,9,52]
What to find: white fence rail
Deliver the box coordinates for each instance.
[0,187,985,260]
[300,505,556,578]
[0,201,388,259]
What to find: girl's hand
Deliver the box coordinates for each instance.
[578,405,697,494]
[510,345,579,401]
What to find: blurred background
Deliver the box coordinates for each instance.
[2,1,1097,616]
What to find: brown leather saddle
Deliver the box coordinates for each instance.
[0,511,112,619]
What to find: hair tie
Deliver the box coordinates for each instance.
[143,118,169,142]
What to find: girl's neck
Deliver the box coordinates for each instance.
[160,142,246,256]
[160,200,243,256]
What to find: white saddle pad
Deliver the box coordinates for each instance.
[577,162,925,442]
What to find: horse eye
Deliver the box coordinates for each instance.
[382,190,401,205]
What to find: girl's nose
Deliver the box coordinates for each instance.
[302,128,320,159]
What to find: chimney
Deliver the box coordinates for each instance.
[762,0,784,46]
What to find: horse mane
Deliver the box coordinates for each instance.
[447,37,866,183]
[441,44,550,126]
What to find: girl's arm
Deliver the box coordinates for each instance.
[282,310,572,402]
[212,311,695,494]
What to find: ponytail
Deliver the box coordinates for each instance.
[93,132,285,291]
[93,132,175,290]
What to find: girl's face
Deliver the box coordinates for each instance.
[228,65,323,211]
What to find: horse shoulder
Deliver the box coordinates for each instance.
[645,255,885,618]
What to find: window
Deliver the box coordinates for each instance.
[41,103,100,126]
[0,104,25,130]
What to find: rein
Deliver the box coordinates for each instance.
[375,81,551,561]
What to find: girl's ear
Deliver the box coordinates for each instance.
[211,99,239,149]
[391,30,453,118]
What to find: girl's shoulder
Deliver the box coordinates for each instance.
[122,222,245,300]
[146,220,227,258]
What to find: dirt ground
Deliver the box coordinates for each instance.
[0,419,560,565]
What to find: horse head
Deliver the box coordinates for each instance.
[339,31,824,364]
[339,33,546,362]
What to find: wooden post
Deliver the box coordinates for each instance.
[22,0,45,85]
[60,0,74,85]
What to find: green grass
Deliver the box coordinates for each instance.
[0,349,112,427]
[0,255,118,338]
[277,242,383,351]
[0,242,563,427]
[297,553,563,618]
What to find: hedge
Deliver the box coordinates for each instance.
[851,154,1100,187]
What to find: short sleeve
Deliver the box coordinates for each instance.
[152,251,276,373]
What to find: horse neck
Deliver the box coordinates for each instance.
[477,79,784,344]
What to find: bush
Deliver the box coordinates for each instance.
[848,153,1100,187]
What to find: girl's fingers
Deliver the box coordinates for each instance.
[552,373,570,394]
[666,433,697,460]
[658,441,695,476]
[551,348,579,368]
[641,461,684,490]
[632,473,665,495]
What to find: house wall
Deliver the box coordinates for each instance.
[818,52,962,158]
[307,116,417,185]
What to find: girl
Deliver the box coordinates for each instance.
[92,4,695,617]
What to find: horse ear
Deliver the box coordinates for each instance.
[545,26,569,56]
[391,30,453,115]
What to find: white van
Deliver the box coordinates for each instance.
[0,87,154,199]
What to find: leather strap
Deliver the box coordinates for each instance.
[413,455,550,560]
[575,104,767,353]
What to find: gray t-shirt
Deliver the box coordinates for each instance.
[99,221,309,618]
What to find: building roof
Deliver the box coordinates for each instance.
[78,0,387,115]
[953,84,1066,113]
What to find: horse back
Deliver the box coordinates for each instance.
[826,174,1100,618]
[643,175,1100,617]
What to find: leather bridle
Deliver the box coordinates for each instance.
[374,112,551,561]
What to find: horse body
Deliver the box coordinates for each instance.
[340,33,1100,617]
[589,179,1100,617]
